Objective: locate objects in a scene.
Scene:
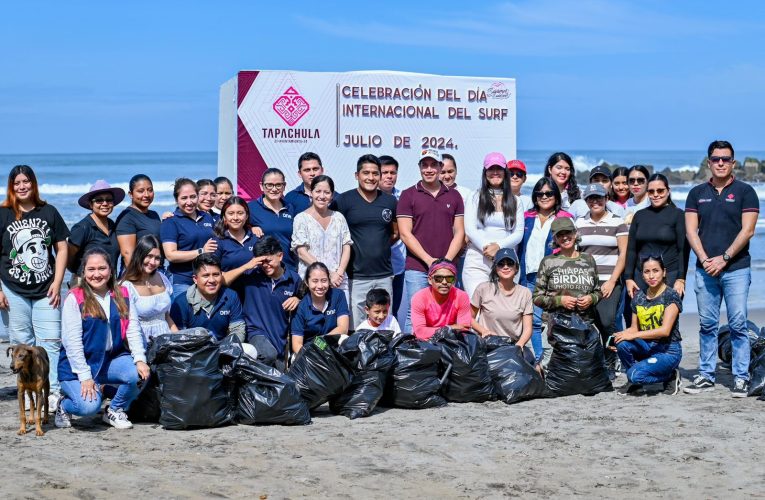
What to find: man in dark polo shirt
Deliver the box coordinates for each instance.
[334,154,398,329]
[397,148,465,332]
[284,152,324,214]
[684,140,759,397]
[239,236,301,366]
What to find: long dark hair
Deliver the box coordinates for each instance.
[531,178,562,214]
[545,152,580,202]
[609,166,629,201]
[213,196,253,238]
[2,165,46,220]
[76,247,129,320]
[477,169,517,230]
[647,173,674,207]
[121,235,163,284]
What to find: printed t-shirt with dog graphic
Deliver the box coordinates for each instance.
[0,205,70,299]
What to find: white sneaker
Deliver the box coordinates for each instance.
[48,392,60,411]
[54,396,72,429]
[102,406,133,429]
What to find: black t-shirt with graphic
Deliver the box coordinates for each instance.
[631,287,682,344]
[0,204,70,299]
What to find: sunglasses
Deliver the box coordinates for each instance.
[647,188,667,196]
[534,190,555,199]
[432,275,456,284]
[709,156,733,164]
[628,178,646,185]
[508,170,525,178]
[92,197,114,204]
[496,259,516,269]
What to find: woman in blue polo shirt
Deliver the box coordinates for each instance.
[214,196,259,296]
[248,168,297,270]
[290,262,349,354]
[160,178,217,299]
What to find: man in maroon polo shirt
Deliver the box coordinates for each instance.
[397,148,465,332]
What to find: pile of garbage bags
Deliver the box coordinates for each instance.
[126,318,630,429]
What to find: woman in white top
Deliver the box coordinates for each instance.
[291,175,353,305]
[463,152,524,298]
[121,235,177,345]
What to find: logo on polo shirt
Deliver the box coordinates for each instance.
[325,309,336,316]
[446,203,451,208]
[281,213,293,219]
[203,223,213,227]
[382,208,392,222]
[283,290,293,296]
[698,198,712,204]
[219,310,230,316]
[726,193,736,202]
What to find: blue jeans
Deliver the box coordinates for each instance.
[171,282,190,301]
[60,354,140,415]
[524,273,545,364]
[404,270,430,333]
[695,266,751,382]
[1,282,62,393]
[392,273,406,330]
[617,339,682,385]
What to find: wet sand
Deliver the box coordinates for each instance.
[1,310,764,499]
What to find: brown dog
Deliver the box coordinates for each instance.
[7,344,50,436]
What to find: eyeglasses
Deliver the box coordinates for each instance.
[508,170,525,178]
[647,188,667,196]
[534,190,555,199]
[92,197,114,204]
[709,156,733,165]
[628,178,646,185]
[496,260,516,269]
[432,275,456,284]
[262,182,286,191]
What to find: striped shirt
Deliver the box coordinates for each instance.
[576,212,628,282]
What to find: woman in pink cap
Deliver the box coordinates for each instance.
[410,259,471,340]
[68,180,126,281]
[463,152,523,299]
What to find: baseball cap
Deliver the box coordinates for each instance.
[494,248,519,266]
[506,159,527,173]
[420,148,441,163]
[582,183,608,199]
[483,152,507,169]
[589,165,611,180]
[551,217,576,236]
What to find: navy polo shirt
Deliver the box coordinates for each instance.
[215,230,258,272]
[240,266,302,355]
[169,287,244,340]
[284,184,312,214]
[248,196,297,269]
[291,288,350,342]
[159,209,215,285]
[685,178,759,272]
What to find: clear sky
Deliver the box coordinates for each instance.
[1,0,763,153]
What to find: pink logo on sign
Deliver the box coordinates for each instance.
[273,86,310,126]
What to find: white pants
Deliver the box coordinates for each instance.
[461,247,493,300]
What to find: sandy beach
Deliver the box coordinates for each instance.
[1,310,764,499]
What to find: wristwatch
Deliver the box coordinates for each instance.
[723,253,731,262]
[197,248,204,256]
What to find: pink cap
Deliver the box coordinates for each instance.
[483,152,507,169]
[506,159,527,173]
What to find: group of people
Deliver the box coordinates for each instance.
[0,140,758,431]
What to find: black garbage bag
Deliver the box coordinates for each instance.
[219,336,310,425]
[381,334,447,409]
[431,328,494,403]
[484,336,545,404]
[147,328,234,430]
[127,371,161,423]
[287,335,353,410]
[329,330,395,419]
[545,313,613,397]
[748,350,765,397]
[718,321,761,364]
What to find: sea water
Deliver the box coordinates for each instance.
[0,149,763,315]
